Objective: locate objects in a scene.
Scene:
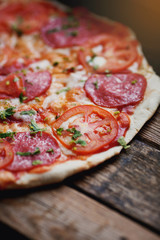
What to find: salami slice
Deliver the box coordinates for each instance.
[6,132,61,171]
[41,8,129,48]
[23,71,52,102]
[0,1,65,34]
[84,73,147,108]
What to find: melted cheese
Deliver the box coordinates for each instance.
[29,60,52,71]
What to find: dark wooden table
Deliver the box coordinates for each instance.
[0,106,159,239]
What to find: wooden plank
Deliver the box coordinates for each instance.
[0,186,159,240]
[69,139,160,231]
[138,107,160,148]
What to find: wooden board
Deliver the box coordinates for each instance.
[0,186,159,240]
[68,139,160,231]
[138,107,160,148]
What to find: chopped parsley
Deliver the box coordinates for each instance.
[67,128,82,140]
[131,80,137,85]
[35,97,40,102]
[93,80,98,89]
[19,93,27,103]
[118,136,130,149]
[0,131,16,139]
[44,117,48,122]
[114,111,120,115]
[46,148,54,153]
[55,115,60,120]
[106,74,112,77]
[20,109,36,116]
[69,31,78,37]
[56,87,70,95]
[46,28,58,34]
[74,139,87,146]
[16,147,40,156]
[88,54,96,64]
[0,106,16,120]
[93,65,99,70]
[56,128,64,135]
[29,120,46,134]
[53,61,59,67]
[11,24,23,36]
[32,160,43,166]
[21,69,27,75]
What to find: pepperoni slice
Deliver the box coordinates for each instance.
[0,140,14,169]
[0,71,51,101]
[23,71,52,102]
[0,1,65,34]
[41,8,130,48]
[0,73,24,98]
[78,37,138,73]
[6,132,61,171]
[84,73,147,108]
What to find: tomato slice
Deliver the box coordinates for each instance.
[0,140,14,169]
[78,36,138,73]
[0,73,25,98]
[52,105,118,155]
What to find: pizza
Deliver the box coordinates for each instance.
[0,0,160,189]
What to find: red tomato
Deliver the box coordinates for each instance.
[52,105,118,155]
[78,37,138,73]
[0,73,24,98]
[0,141,14,169]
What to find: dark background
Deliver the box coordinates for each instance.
[59,0,160,75]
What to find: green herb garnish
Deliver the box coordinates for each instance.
[16,147,40,156]
[0,106,16,120]
[66,128,82,140]
[0,131,16,139]
[93,80,98,89]
[19,93,27,103]
[56,128,64,135]
[56,87,70,95]
[131,80,137,85]
[118,136,130,149]
[106,74,112,77]
[114,111,120,115]
[46,148,54,153]
[53,62,59,67]
[74,139,87,146]
[69,31,78,37]
[20,109,36,116]
[55,115,59,120]
[35,97,40,102]
[11,24,23,36]
[29,120,46,134]
[32,160,43,166]
[46,28,58,34]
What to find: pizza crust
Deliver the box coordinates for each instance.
[0,1,160,189]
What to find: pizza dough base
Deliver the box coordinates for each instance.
[0,1,160,189]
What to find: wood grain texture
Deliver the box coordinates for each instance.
[138,107,160,148]
[68,139,160,231]
[0,186,159,240]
